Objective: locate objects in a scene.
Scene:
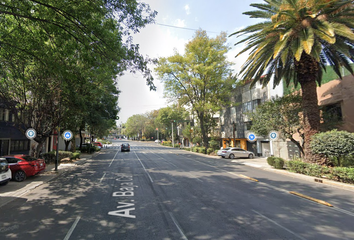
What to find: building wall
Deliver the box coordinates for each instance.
[317,75,354,132]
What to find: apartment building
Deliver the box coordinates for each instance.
[0,102,30,156]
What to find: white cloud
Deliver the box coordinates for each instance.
[174,19,185,28]
[184,4,190,15]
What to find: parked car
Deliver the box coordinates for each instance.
[155,139,161,143]
[223,148,254,159]
[93,142,103,149]
[2,155,46,182]
[121,143,130,152]
[217,147,231,158]
[0,158,11,185]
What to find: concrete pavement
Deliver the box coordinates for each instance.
[0,153,96,208]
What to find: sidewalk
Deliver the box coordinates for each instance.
[0,152,97,208]
[181,148,354,191]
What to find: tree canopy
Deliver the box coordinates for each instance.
[230,0,354,161]
[155,30,235,148]
[0,0,156,156]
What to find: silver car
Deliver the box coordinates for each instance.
[224,147,254,159]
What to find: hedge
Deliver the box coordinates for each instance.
[42,151,80,164]
[287,160,354,184]
[267,157,285,169]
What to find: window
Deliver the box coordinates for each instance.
[322,103,342,121]
[245,121,252,131]
[242,102,252,112]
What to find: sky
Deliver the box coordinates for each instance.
[117,0,264,124]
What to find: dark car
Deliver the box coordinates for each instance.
[121,143,130,152]
[0,158,12,185]
[3,155,46,182]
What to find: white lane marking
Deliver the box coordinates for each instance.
[169,212,188,240]
[332,207,354,217]
[100,173,106,183]
[134,151,154,183]
[63,216,81,240]
[109,150,119,167]
[252,210,306,240]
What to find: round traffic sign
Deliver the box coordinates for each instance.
[269,131,279,141]
[25,128,37,139]
[247,132,257,142]
[63,130,73,141]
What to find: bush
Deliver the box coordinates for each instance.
[310,130,354,166]
[207,148,214,155]
[286,160,354,184]
[287,160,309,174]
[199,147,206,154]
[162,141,172,147]
[70,152,81,160]
[42,151,73,164]
[267,157,276,167]
[273,157,285,169]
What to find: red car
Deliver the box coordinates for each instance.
[2,155,46,182]
[93,142,103,148]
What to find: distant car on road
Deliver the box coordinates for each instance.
[221,148,254,159]
[155,139,161,143]
[93,142,103,149]
[2,155,46,182]
[121,143,130,152]
[0,158,11,185]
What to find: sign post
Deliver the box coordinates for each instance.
[269,130,279,156]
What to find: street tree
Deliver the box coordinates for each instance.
[248,94,304,156]
[0,0,156,156]
[155,105,189,141]
[155,30,235,148]
[230,0,354,162]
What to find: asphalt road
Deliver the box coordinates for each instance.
[1,139,354,240]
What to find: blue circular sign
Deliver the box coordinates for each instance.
[247,132,257,142]
[63,130,73,141]
[25,128,36,139]
[269,131,279,141]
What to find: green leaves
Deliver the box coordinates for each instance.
[0,0,156,141]
[156,30,234,147]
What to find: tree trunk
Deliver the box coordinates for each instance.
[296,53,320,163]
[198,112,209,149]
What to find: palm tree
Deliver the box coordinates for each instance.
[231,0,354,162]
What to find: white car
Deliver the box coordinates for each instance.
[223,147,254,159]
[217,147,230,158]
[0,158,12,185]
[155,139,161,143]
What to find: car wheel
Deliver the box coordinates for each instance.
[248,154,254,159]
[229,154,235,159]
[14,170,26,182]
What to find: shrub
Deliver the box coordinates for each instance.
[207,148,214,155]
[267,157,276,167]
[42,151,73,164]
[286,160,354,184]
[162,141,172,147]
[273,157,285,169]
[199,147,206,154]
[330,167,354,184]
[70,152,81,160]
[310,130,354,166]
[209,139,220,150]
[287,160,309,174]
